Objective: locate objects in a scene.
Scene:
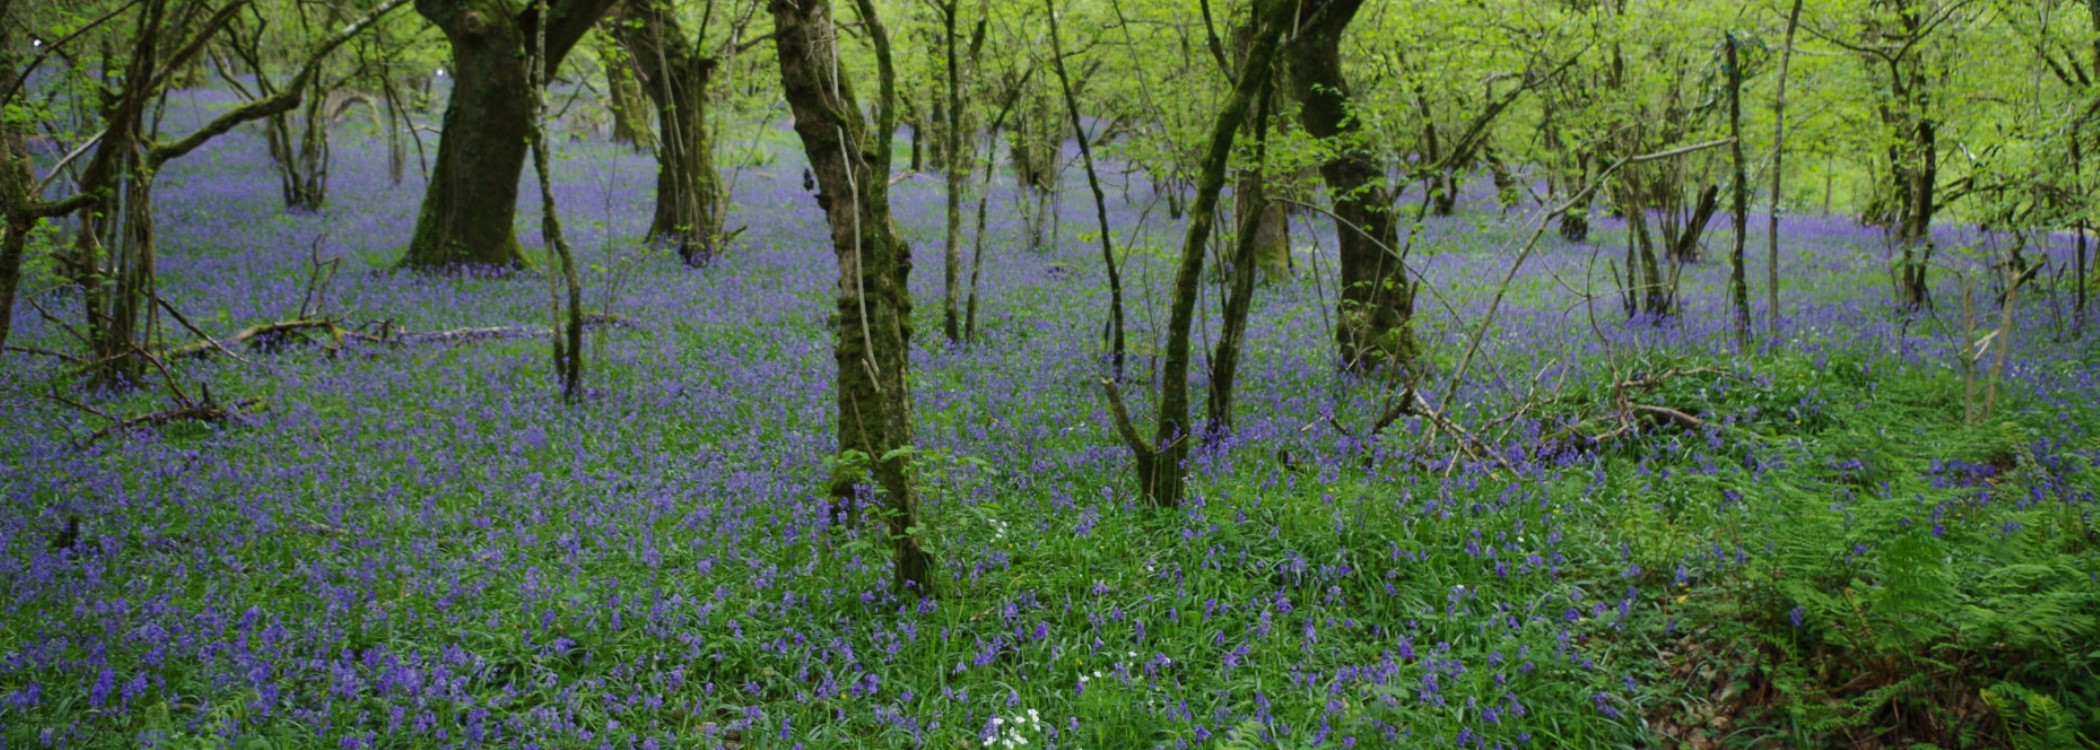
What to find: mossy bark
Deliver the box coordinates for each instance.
[1137,0,1291,507]
[615,0,724,266]
[403,0,614,270]
[771,0,934,595]
[1281,0,1414,370]
[598,35,656,152]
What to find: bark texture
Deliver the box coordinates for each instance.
[771,0,934,595]
[403,0,615,269]
[1282,0,1414,370]
[616,0,725,266]
[1115,0,1289,508]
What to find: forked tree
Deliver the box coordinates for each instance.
[400,0,617,269]
[1103,0,1292,508]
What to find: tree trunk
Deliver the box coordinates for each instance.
[770,0,934,595]
[616,0,725,266]
[1768,0,1803,339]
[940,0,965,342]
[1235,169,1290,279]
[403,0,615,269]
[598,34,657,152]
[1725,33,1749,349]
[263,78,332,212]
[1282,0,1414,370]
[0,21,42,360]
[1110,0,1289,508]
[1209,88,1277,434]
[1431,168,1459,216]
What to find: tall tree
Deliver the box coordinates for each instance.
[1281,0,1415,370]
[1768,0,1803,339]
[935,0,970,342]
[401,0,617,269]
[1726,32,1750,348]
[770,0,935,594]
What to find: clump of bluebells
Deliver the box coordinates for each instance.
[1,91,2096,749]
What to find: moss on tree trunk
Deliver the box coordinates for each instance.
[403,0,615,270]
[616,0,724,266]
[771,0,934,595]
[1282,0,1415,370]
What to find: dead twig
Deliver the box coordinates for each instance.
[152,292,255,366]
[80,397,263,446]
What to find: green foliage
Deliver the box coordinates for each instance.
[1658,355,2100,747]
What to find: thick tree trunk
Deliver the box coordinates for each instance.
[771,0,933,595]
[616,0,725,266]
[1282,0,1414,370]
[403,0,615,269]
[1235,169,1289,279]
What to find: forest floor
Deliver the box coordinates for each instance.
[3,95,2098,749]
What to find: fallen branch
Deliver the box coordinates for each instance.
[80,397,263,446]
[364,313,638,345]
[1628,403,1707,431]
[5,345,85,363]
[154,293,254,365]
[161,313,638,359]
[164,319,344,360]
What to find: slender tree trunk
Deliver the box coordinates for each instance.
[1208,87,1275,434]
[1768,0,1803,339]
[616,0,725,266]
[403,0,615,269]
[1227,20,1290,279]
[771,0,934,595]
[940,0,965,342]
[1726,33,1749,349]
[1282,0,1413,370]
[529,0,584,398]
[1046,0,1125,376]
[1106,0,1289,508]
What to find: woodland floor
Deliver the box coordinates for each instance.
[2,91,2098,748]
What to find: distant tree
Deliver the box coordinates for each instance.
[611,0,761,267]
[46,0,404,386]
[1824,0,1976,310]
